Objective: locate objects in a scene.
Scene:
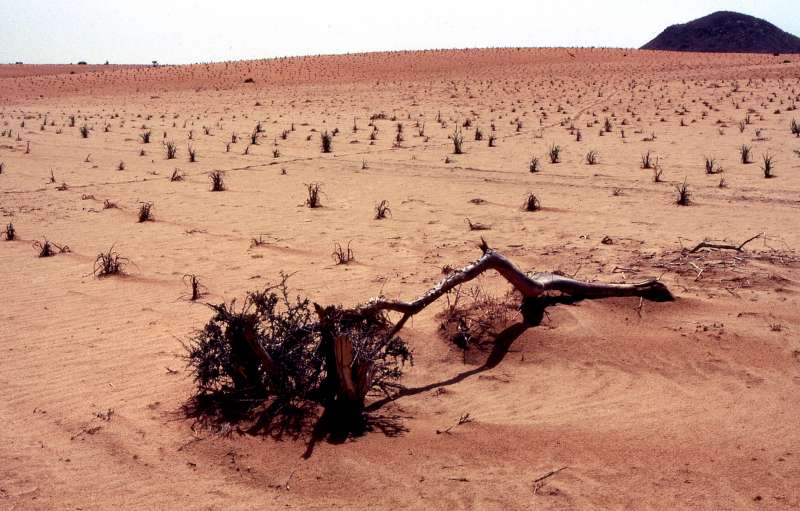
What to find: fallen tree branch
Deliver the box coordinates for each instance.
[687,232,764,254]
[354,239,673,324]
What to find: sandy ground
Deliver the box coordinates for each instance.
[1,48,799,510]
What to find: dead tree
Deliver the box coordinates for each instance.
[187,240,673,432]
[346,239,672,343]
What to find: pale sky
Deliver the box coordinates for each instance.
[1,0,798,64]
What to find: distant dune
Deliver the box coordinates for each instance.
[642,11,800,53]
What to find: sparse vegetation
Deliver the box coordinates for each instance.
[93,246,129,277]
[209,170,225,191]
[138,202,154,222]
[183,274,208,301]
[374,200,391,219]
[321,131,333,153]
[165,140,178,159]
[332,241,354,264]
[2,222,15,241]
[305,182,322,208]
[675,178,691,206]
[548,143,561,163]
[739,144,752,164]
[523,193,541,211]
[761,153,775,178]
[529,156,541,173]
[452,128,464,154]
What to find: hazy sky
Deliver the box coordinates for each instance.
[2,0,798,64]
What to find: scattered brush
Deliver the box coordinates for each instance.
[320,131,333,153]
[739,144,752,164]
[474,127,483,141]
[653,166,664,183]
[140,130,151,143]
[2,222,15,241]
[374,200,391,219]
[704,156,722,174]
[92,245,129,277]
[250,235,268,248]
[523,193,541,211]
[718,177,728,188]
[138,202,154,222]
[585,150,599,165]
[305,182,322,208]
[33,238,70,257]
[117,161,125,171]
[209,170,225,191]
[165,140,178,159]
[792,118,800,137]
[103,199,118,209]
[188,144,198,163]
[487,134,497,147]
[79,125,90,138]
[452,128,464,154]
[641,150,654,169]
[675,178,691,206]
[0,162,4,174]
[170,168,184,182]
[182,274,208,301]
[548,143,561,163]
[331,241,354,264]
[761,153,775,178]
[529,156,541,173]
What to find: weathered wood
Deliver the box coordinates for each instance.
[354,240,673,322]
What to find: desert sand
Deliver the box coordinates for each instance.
[1,48,799,510]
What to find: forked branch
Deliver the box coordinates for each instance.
[687,232,764,254]
[352,239,673,334]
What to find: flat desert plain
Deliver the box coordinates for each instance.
[1,48,799,510]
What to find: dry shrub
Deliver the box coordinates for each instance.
[438,284,519,360]
[374,200,391,219]
[184,275,411,433]
[93,246,129,277]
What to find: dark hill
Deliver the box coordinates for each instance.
[642,11,800,53]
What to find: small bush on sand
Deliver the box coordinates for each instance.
[548,143,561,163]
[740,144,752,164]
[523,193,540,211]
[305,182,322,208]
[3,222,15,241]
[209,170,225,191]
[165,140,178,159]
[93,246,129,277]
[374,200,391,219]
[138,202,154,222]
[675,178,691,206]
[332,241,354,265]
[321,131,333,153]
[761,153,775,178]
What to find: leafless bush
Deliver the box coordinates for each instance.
[332,241,354,264]
[374,200,391,219]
